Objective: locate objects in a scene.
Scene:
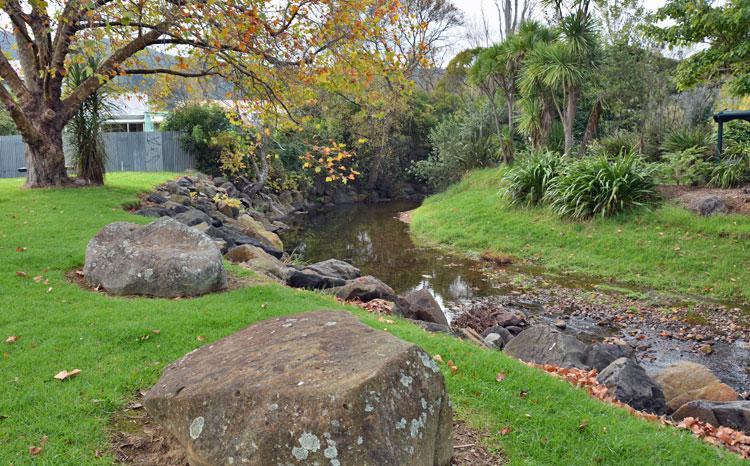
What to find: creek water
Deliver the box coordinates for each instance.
[281,201,749,393]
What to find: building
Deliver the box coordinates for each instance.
[103,94,167,132]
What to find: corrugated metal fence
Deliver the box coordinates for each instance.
[0,131,196,178]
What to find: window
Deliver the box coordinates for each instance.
[127,123,144,132]
[103,123,128,133]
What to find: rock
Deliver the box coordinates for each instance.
[174,208,212,227]
[699,343,713,355]
[237,214,284,250]
[394,289,449,327]
[597,358,667,414]
[204,226,283,259]
[84,217,227,298]
[170,194,191,206]
[335,276,396,302]
[505,325,524,336]
[225,244,271,263]
[144,311,453,466]
[690,196,727,216]
[176,176,193,187]
[585,343,628,372]
[146,192,169,204]
[554,319,567,329]
[305,259,361,281]
[213,176,227,186]
[480,325,513,346]
[492,309,526,327]
[652,361,739,412]
[503,325,589,369]
[484,333,505,349]
[286,269,347,289]
[226,245,290,281]
[136,207,171,218]
[672,400,750,433]
[216,200,239,219]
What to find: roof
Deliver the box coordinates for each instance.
[713,110,750,123]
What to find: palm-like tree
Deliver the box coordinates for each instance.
[520,11,599,155]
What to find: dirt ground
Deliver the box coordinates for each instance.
[112,395,504,465]
[658,184,750,215]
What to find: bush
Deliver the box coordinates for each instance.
[545,152,659,219]
[661,146,713,186]
[660,126,712,155]
[709,143,750,188]
[590,131,640,158]
[162,104,233,175]
[502,150,564,206]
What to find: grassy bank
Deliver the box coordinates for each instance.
[0,173,742,465]
[412,167,750,303]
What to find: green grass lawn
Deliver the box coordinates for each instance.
[0,173,743,465]
[412,167,750,304]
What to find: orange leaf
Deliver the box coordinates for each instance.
[5,335,19,344]
[54,369,81,381]
[499,426,513,436]
[495,372,507,383]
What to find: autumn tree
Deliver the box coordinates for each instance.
[0,0,403,187]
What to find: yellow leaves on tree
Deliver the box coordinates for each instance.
[302,140,359,184]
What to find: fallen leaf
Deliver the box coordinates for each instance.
[519,390,528,399]
[196,335,205,342]
[152,329,161,335]
[29,436,48,456]
[450,365,459,374]
[433,354,444,363]
[75,270,84,277]
[499,426,513,436]
[578,419,589,432]
[33,275,42,283]
[495,372,507,383]
[54,369,81,381]
[5,335,19,344]
[16,271,28,277]
[16,247,26,252]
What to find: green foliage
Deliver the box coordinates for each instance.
[502,150,564,206]
[709,143,750,188]
[660,126,712,155]
[590,131,641,157]
[661,146,713,185]
[410,100,499,190]
[65,55,113,185]
[546,152,659,219]
[647,0,750,96]
[162,104,233,175]
[0,107,17,135]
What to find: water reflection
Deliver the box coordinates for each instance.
[281,201,495,305]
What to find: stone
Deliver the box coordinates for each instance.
[554,319,567,329]
[652,361,739,412]
[237,214,284,250]
[492,309,526,327]
[699,343,713,355]
[136,207,171,218]
[144,311,453,466]
[585,343,628,372]
[505,325,524,336]
[84,217,227,298]
[484,333,505,349]
[305,259,361,281]
[146,192,169,204]
[480,325,513,346]
[335,276,397,302]
[690,196,727,216]
[394,289,449,327]
[225,244,271,263]
[204,226,283,259]
[672,400,750,433]
[174,208,212,227]
[503,325,589,369]
[216,200,239,219]
[597,358,667,414]
[286,269,347,289]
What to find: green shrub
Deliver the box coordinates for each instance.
[660,126,712,155]
[661,146,713,185]
[545,152,659,219]
[162,104,233,175]
[591,131,640,157]
[709,143,750,188]
[502,150,564,206]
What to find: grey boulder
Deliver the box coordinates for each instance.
[84,217,227,298]
[335,276,397,302]
[305,259,361,281]
[597,358,667,415]
[395,289,449,327]
[672,400,750,433]
[586,343,628,372]
[503,325,589,368]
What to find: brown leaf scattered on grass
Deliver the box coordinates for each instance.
[578,419,589,432]
[4,335,19,344]
[33,275,42,283]
[15,271,28,277]
[518,390,528,399]
[447,360,459,374]
[16,247,27,252]
[196,335,205,342]
[433,354,444,364]
[499,426,513,436]
[54,369,81,381]
[495,372,507,383]
[29,436,48,456]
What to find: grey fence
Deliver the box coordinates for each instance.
[0,131,196,178]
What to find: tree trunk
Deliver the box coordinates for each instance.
[540,96,554,148]
[563,86,580,156]
[581,97,603,151]
[24,129,69,188]
[505,95,515,163]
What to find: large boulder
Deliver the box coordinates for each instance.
[597,358,667,415]
[690,196,727,216]
[652,361,738,412]
[672,400,750,433]
[205,225,283,258]
[286,269,347,289]
[84,217,227,298]
[335,276,397,302]
[305,259,361,281]
[503,325,589,369]
[174,208,212,227]
[585,343,628,372]
[395,289,449,327]
[144,311,453,466]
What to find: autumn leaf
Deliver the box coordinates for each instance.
[16,271,28,277]
[499,426,513,436]
[495,372,507,383]
[16,247,26,252]
[433,354,444,364]
[519,390,528,399]
[196,335,206,342]
[578,419,589,432]
[5,335,19,344]
[29,436,47,456]
[54,369,81,381]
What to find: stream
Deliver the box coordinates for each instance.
[281,201,750,394]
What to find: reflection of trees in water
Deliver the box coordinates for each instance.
[282,202,494,301]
